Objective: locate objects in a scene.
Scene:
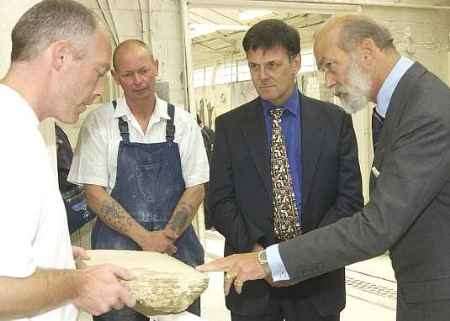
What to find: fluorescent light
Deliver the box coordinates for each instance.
[238,9,272,21]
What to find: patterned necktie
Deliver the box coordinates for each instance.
[270,108,301,241]
[372,108,384,150]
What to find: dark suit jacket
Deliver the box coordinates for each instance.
[278,63,450,321]
[208,93,363,316]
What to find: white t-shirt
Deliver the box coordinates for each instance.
[69,96,209,192]
[0,85,77,321]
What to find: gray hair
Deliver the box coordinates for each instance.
[336,15,394,52]
[11,0,99,62]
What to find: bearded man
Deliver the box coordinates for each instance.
[198,15,450,321]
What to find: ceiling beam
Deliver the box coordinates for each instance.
[187,0,450,11]
[187,0,360,14]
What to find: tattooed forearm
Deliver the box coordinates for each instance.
[99,200,120,217]
[166,184,204,235]
[167,202,194,234]
[99,199,134,235]
[85,184,147,245]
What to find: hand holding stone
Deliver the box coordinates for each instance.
[73,263,136,316]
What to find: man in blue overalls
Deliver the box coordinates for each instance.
[69,39,209,321]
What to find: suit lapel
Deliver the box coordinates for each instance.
[373,62,426,168]
[301,95,325,207]
[239,95,327,206]
[241,99,272,196]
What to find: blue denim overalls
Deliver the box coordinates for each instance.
[92,101,204,321]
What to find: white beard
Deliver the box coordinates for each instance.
[334,59,372,114]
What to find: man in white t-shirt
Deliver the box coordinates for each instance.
[69,39,209,321]
[0,1,135,320]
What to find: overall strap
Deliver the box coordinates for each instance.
[166,103,175,143]
[112,100,130,143]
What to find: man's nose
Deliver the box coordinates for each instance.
[258,66,270,80]
[132,72,143,84]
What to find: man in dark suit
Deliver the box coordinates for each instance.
[207,19,363,321]
[199,15,450,321]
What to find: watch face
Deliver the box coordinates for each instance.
[258,250,268,264]
[257,250,271,275]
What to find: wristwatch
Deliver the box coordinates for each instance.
[257,250,272,276]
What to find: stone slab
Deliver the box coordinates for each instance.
[79,250,209,316]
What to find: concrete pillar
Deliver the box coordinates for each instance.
[148,0,188,106]
[351,107,373,203]
[448,52,450,86]
[79,0,188,107]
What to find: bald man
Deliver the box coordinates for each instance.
[69,39,209,321]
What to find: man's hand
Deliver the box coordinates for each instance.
[196,253,268,295]
[73,264,136,316]
[138,229,178,255]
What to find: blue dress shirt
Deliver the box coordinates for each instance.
[261,88,303,222]
[262,88,302,280]
[376,56,414,117]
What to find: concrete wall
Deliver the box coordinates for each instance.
[78,0,188,106]
[363,6,450,84]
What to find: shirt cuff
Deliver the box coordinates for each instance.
[266,244,290,281]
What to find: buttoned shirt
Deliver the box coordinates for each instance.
[69,96,209,192]
[261,88,303,223]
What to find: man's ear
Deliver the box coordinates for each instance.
[358,38,378,64]
[50,40,73,71]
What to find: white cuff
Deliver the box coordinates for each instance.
[266,244,290,281]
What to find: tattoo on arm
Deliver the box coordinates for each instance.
[168,202,194,234]
[99,199,134,234]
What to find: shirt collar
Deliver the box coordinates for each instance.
[261,87,300,117]
[376,56,414,117]
[113,95,170,121]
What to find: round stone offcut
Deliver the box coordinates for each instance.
[80,250,209,315]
